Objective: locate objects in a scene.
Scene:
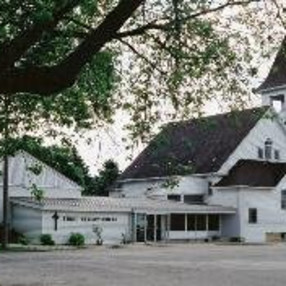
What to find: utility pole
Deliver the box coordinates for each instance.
[2,95,9,249]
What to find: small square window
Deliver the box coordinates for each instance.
[248,208,257,224]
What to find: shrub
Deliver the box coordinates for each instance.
[68,233,85,246]
[18,234,29,245]
[40,234,55,246]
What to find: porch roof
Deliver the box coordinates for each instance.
[10,197,236,215]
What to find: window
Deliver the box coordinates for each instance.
[265,138,273,159]
[281,190,286,209]
[170,214,185,231]
[196,215,207,231]
[275,149,280,160]
[248,208,257,224]
[257,147,263,159]
[270,94,284,112]
[208,182,213,196]
[184,195,204,205]
[187,215,196,231]
[208,215,220,231]
[63,216,76,222]
[167,194,181,202]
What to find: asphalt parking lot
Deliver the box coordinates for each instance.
[1,243,286,286]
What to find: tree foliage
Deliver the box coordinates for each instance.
[0,0,284,142]
[0,135,119,196]
[84,159,120,196]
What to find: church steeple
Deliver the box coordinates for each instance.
[257,37,286,111]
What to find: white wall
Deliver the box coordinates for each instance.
[42,210,131,245]
[210,181,286,243]
[0,151,82,222]
[116,176,209,200]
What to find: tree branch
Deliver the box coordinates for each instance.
[0,0,145,95]
[119,38,166,75]
[115,0,260,39]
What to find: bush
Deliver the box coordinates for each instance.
[40,234,55,246]
[68,233,85,246]
[18,234,29,245]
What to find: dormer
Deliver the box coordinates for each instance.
[256,37,286,113]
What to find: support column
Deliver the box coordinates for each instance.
[133,212,137,243]
[185,214,188,232]
[154,214,157,243]
[144,214,147,243]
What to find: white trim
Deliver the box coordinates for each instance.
[214,185,274,191]
[258,84,286,94]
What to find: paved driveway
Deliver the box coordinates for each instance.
[1,243,286,286]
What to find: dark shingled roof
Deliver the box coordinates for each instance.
[215,160,286,187]
[121,107,268,180]
[258,38,286,91]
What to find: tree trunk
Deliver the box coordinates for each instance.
[2,96,9,249]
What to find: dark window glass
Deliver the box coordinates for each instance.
[208,215,220,231]
[170,214,185,231]
[208,182,213,196]
[187,215,196,231]
[184,195,204,204]
[265,138,272,159]
[248,208,257,224]
[168,195,181,202]
[196,215,206,231]
[258,147,263,159]
[275,149,280,160]
[281,190,286,209]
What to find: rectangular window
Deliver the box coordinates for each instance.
[281,190,286,209]
[265,146,272,159]
[275,150,280,160]
[196,215,207,231]
[170,214,185,231]
[184,195,204,205]
[248,208,257,224]
[187,214,196,231]
[208,215,220,231]
[64,216,76,222]
[258,147,263,159]
[208,182,213,196]
[167,194,181,202]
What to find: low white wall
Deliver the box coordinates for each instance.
[42,210,131,245]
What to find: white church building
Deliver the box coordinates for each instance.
[2,38,286,244]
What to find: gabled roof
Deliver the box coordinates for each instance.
[258,38,286,91]
[121,107,268,180]
[215,160,286,187]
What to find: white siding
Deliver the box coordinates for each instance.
[219,114,286,175]
[116,176,208,200]
[0,151,82,222]
[42,210,130,245]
